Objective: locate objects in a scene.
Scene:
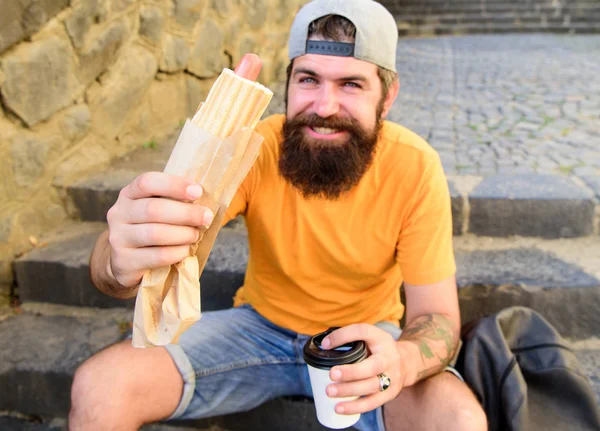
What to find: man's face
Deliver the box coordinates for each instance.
[279,53,391,200]
[286,53,386,140]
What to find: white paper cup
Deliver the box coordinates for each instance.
[303,328,368,429]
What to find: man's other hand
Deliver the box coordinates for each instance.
[321,324,405,415]
[106,172,214,288]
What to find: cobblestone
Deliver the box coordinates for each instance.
[388,34,600,177]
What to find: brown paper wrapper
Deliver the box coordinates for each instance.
[131,120,263,348]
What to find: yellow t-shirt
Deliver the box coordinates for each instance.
[223,114,456,335]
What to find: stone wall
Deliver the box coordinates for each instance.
[0,0,308,290]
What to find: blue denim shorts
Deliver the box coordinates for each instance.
[164,304,391,430]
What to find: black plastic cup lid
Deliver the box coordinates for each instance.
[303,327,368,369]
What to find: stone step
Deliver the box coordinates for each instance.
[390,1,600,15]
[13,222,600,338]
[396,11,600,26]
[0,305,598,430]
[398,21,600,36]
[13,221,247,312]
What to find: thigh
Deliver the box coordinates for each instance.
[168,304,312,420]
[383,372,486,431]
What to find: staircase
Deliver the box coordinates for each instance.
[379,0,600,36]
[2,60,600,431]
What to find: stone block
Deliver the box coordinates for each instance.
[247,0,268,29]
[60,104,91,142]
[469,175,595,238]
[140,5,165,44]
[14,223,248,309]
[581,176,600,200]
[172,0,207,31]
[11,134,50,188]
[456,247,600,338]
[0,311,127,417]
[160,34,190,73]
[78,21,130,87]
[53,134,113,186]
[448,180,464,235]
[88,45,158,139]
[238,35,257,62]
[224,17,242,54]
[0,215,14,243]
[210,0,230,17]
[14,223,134,308]
[0,37,82,127]
[0,0,69,54]
[64,0,109,50]
[66,171,137,221]
[276,0,301,24]
[117,74,187,149]
[188,19,225,78]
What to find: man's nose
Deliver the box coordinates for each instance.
[313,84,340,118]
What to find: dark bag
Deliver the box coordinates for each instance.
[455,306,600,431]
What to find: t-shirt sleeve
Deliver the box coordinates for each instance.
[395,154,456,285]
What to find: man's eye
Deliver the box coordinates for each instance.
[299,77,317,84]
[344,82,361,89]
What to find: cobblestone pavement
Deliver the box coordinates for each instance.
[387,34,600,177]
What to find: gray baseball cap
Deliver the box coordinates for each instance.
[288,0,398,72]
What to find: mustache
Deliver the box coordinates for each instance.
[285,113,361,133]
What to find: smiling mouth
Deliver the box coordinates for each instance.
[306,126,347,139]
[312,127,339,135]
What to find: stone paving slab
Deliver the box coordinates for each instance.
[388,34,600,178]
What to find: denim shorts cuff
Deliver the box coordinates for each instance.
[164,343,197,420]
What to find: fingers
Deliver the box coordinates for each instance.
[111,244,192,275]
[334,391,391,416]
[109,243,192,287]
[122,172,204,201]
[327,375,380,398]
[330,354,392,382]
[115,224,200,248]
[234,53,262,81]
[124,198,214,227]
[323,323,392,353]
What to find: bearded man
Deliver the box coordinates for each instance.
[70,1,487,430]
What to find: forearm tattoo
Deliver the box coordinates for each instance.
[400,314,459,381]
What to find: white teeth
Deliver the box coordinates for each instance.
[313,127,338,135]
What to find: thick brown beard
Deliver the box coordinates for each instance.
[278,113,382,200]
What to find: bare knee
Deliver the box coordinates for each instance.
[446,402,487,431]
[69,342,141,429]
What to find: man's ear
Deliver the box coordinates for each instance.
[380,77,400,119]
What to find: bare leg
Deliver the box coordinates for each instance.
[69,340,183,430]
[384,372,487,431]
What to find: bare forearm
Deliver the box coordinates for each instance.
[397,313,460,387]
[89,230,138,299]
